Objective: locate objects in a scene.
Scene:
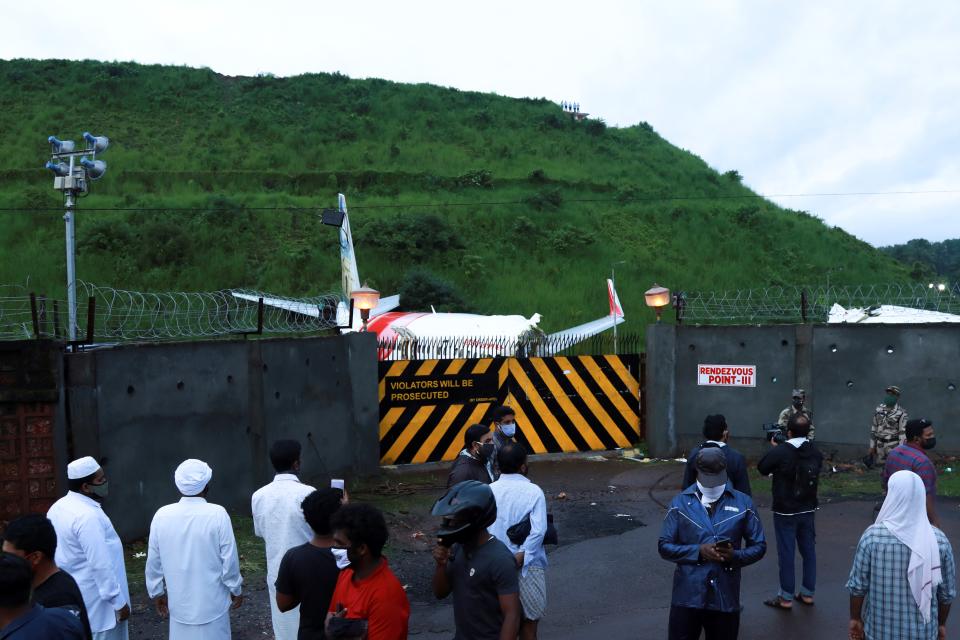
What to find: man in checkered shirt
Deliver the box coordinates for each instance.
[846,470,956,640]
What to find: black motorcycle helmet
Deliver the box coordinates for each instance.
[432,480,497,545]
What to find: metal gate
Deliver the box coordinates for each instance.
[379,354,643,465]
[0,342,63,527]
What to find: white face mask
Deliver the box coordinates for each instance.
[696,481,725,506]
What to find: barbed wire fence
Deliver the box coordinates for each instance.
[679,282,960,324]
[3,281,959,343]
[0,282,344,342]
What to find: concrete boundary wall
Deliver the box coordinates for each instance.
[65,333,379,540]
[646,324,960,460]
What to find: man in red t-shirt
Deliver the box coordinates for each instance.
[327,504,409,640]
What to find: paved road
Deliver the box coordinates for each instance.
[409,460,960,639]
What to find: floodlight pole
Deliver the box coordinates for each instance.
[47,132,108,342]
[64,163,77,341]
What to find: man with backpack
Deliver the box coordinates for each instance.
[757,413,822,610]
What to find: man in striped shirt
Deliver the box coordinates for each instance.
[882,419,939,527]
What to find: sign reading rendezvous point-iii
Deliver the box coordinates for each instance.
[697,364,756,387]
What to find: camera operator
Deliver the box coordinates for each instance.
[757,413,822,610]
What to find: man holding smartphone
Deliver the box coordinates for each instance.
[659,448,766,640]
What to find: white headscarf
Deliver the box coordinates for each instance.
[876,470,942,623]
[174,459,213,496]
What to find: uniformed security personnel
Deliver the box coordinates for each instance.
[778,389,814,440]
[868,385,908,462]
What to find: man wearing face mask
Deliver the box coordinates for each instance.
[326,504,409,640]
[869,385,908,464]
[47,456,131,640]
[659,447,766,640]
[432,480,522,640]
[883,419,940,527]
[447,424,495,488]
[490,406,518,479]
[778,389,814,440]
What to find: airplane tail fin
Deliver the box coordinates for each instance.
[337,193,361,297]
[607,279,624,318]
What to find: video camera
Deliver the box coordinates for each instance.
[762,423,787,444]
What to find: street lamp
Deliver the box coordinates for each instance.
[644,284,671,324]
[350,284,380,331]
[45,131,109,341]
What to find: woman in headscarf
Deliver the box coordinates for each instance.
[846,470,957,640]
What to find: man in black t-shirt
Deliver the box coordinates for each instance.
[432,480,521,640]
[275,488,345,640]
[1,514,92,639]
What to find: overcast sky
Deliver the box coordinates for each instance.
[6,1,959,247]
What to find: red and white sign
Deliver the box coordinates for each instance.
[697,364,756,387]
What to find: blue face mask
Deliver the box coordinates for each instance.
[500,422,516,438]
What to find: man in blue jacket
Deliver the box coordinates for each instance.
[659,447,766,640]
[682,415,751,495]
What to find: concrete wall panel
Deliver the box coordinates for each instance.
[64,334,379,540]
[646,324,960,460]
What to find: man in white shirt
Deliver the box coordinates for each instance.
[488,443,549,640]
[47,456,131,640]
[145,459,243,639]
[252,440,316,640]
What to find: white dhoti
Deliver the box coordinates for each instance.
[92,620,129,640]
[169,611,231,640]
[268,583,301,640]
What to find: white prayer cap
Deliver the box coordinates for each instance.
[174,459,213,496]
[67,456,101,480]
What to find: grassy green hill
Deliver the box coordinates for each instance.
[0,59,909,331]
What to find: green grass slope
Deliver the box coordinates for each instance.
[0,59,908,331]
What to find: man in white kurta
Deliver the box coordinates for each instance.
[252,440,315,640]
[146,459,243,639]
[47,456,131,640]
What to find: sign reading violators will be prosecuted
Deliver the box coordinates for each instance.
[697,364,756,387]
[384,367,499,405]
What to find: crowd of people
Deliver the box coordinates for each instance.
[663,408,955,640]
[0,398,955,640]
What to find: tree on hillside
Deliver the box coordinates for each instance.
[399,269,469,312]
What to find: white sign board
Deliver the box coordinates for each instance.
[697,364,756,387]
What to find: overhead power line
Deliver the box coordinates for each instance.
[0,188,957,214]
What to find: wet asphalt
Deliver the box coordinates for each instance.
[408,459,960,639]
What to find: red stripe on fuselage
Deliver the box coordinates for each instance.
[366,312,429,340]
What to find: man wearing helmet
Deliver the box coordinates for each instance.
[432,480,522,640]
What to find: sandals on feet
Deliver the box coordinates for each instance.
[763,596,793,610]
[795,594,815,606]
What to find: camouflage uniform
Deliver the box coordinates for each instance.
[870,403,908,461]
[778,404,815,440]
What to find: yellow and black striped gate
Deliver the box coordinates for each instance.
[379,355,642,465]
